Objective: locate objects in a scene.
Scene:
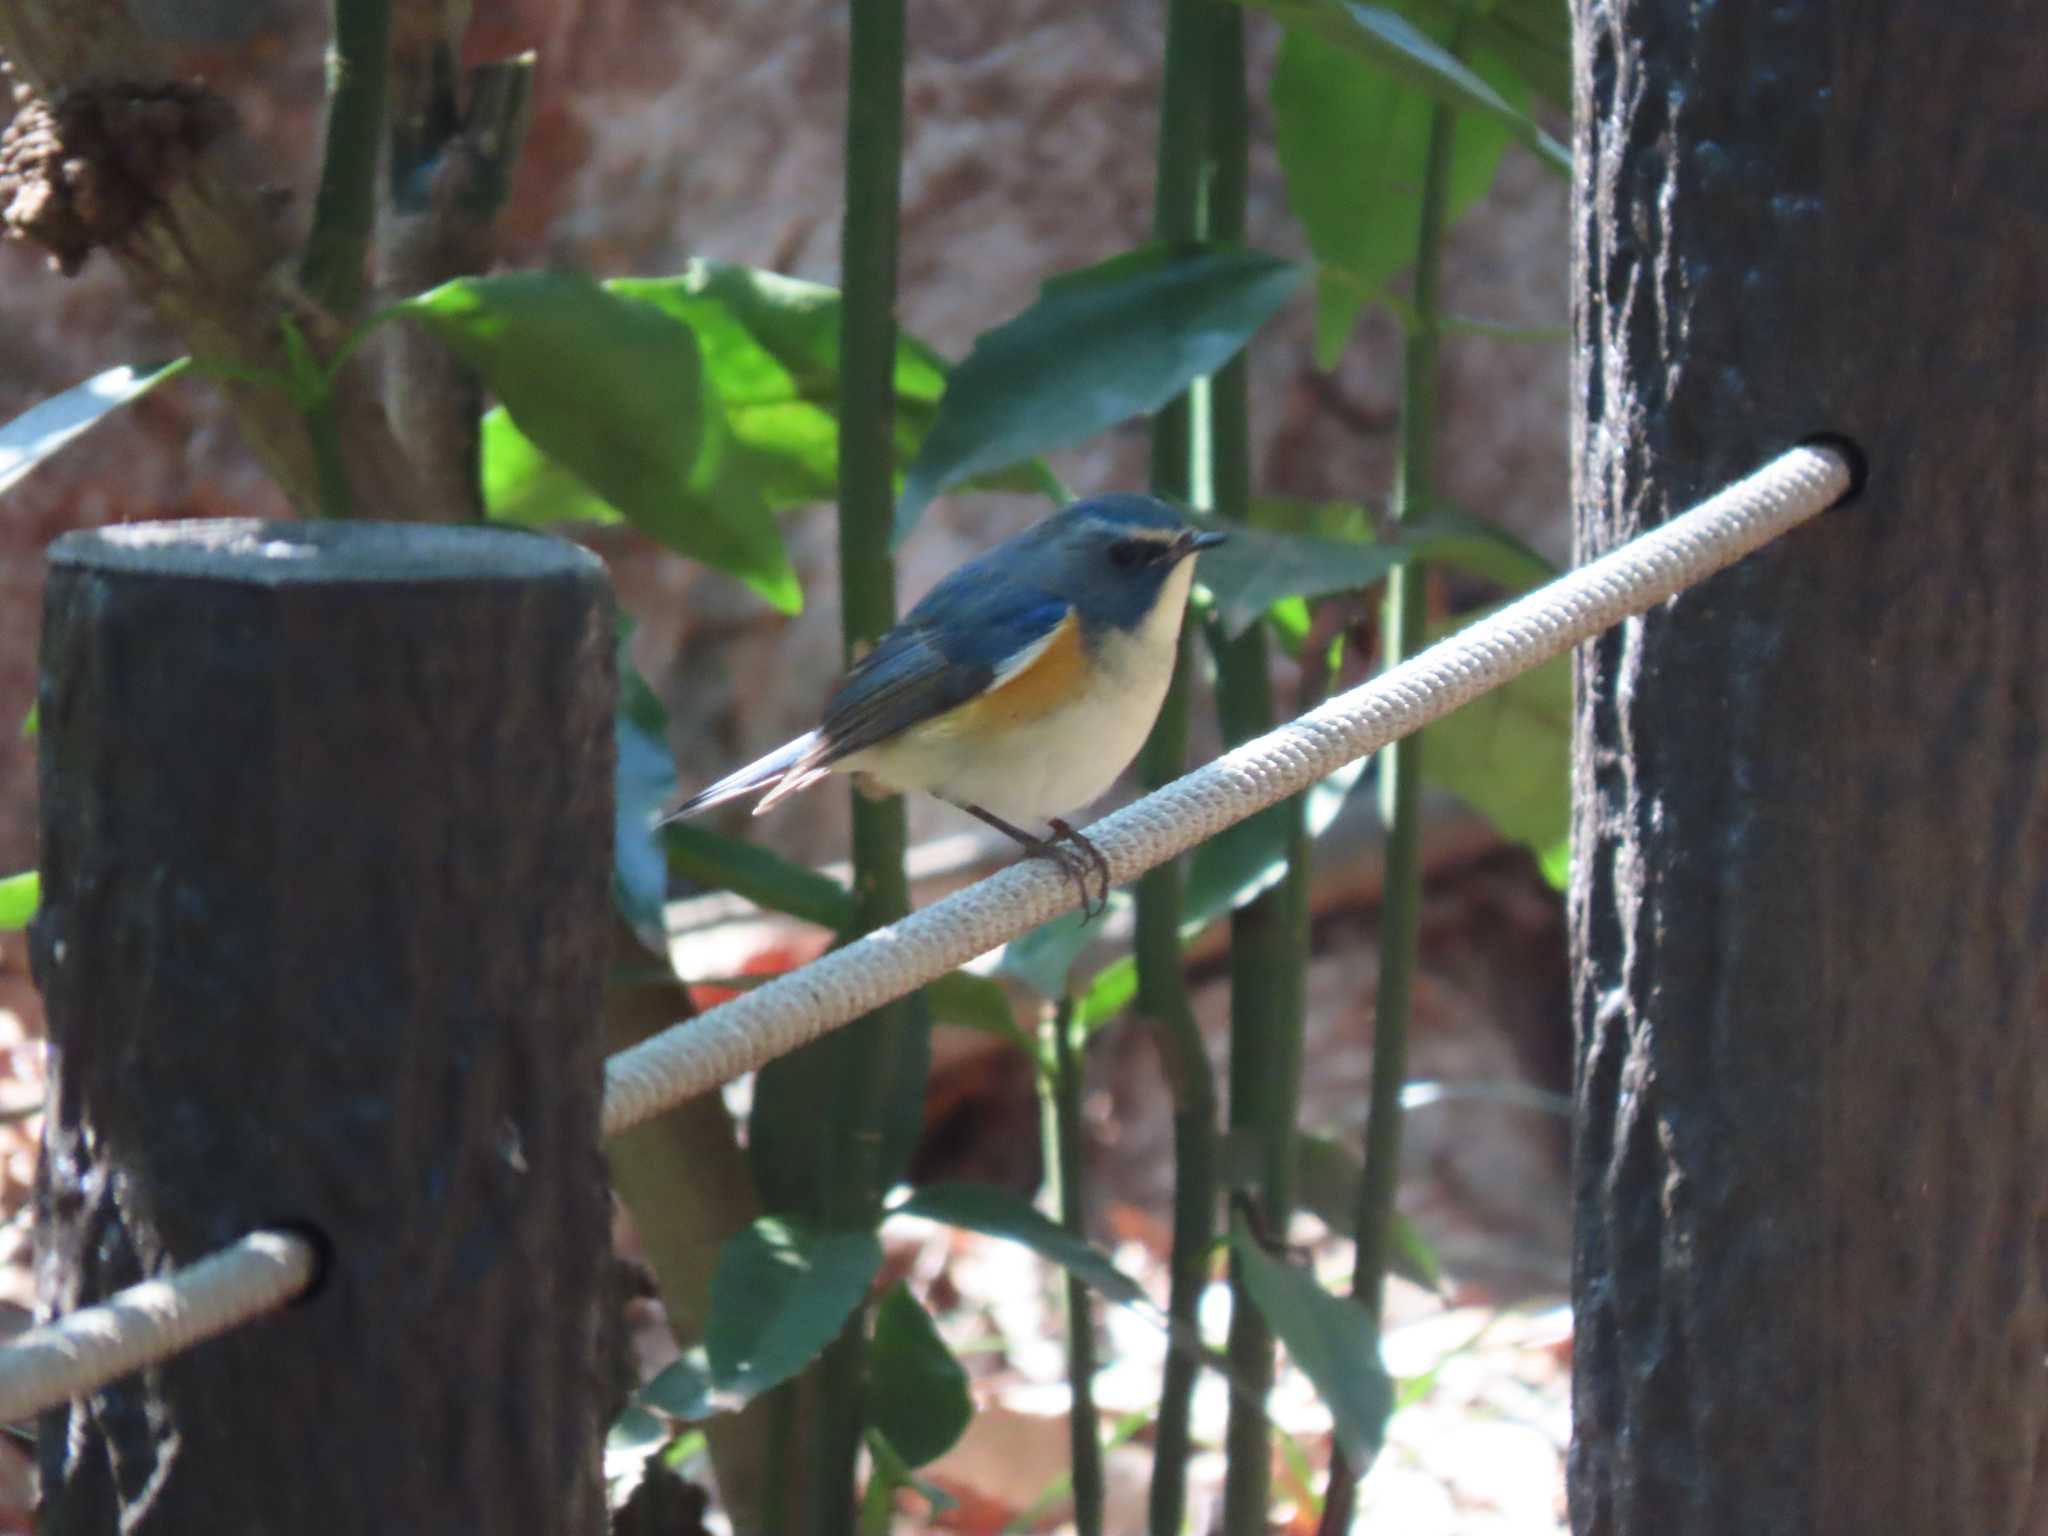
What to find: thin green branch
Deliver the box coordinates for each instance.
[1044,997,1105,1536]
[830,0,913,1224]
[1193,9,1314,1530]
[1141,3,1228,1530]
[1320,15,1467,1532]
[305,394,354,519]
[1136,633,1217,1536]
[811,1,913,1530]
[1375,286,1567,342]
[301,0,391,318]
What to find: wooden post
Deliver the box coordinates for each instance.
[1569,4,2048,1533]
[30,521,616,1534]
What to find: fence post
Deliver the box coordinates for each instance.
[1569,3,2048,1533]
[30,521,616,1533]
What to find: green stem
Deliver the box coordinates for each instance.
[1188,11,1309,1532]
[1214,647,1311,1536]
[301,0,390,318]
[306,392,354,520]
[858,1454,898,1536]
[762,1385,797,1534]
[812,2,912,1530]
[1141,4,1226,1531]
[1137,637,1217,1536]
[1320,26,1464,1536]
[1044,997,1104,1536]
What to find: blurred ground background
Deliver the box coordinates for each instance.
[0,2,1574,1529]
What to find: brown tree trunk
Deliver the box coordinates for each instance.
[1567,5,2048,1534]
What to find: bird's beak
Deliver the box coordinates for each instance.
[1177,528,1228,557]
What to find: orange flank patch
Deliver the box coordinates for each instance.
[933,609,1088,736]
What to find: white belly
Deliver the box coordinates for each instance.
[842,560,1196,825]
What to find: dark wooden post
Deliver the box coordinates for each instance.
[1568,5,2048,1535]
[30,522,616,1534]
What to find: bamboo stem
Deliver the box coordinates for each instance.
[1140,2,1227,1527]
[1044,998,1105,1536]
[811,2,914,1529]
[300,0,391,318]
[1320,18,1465,1531]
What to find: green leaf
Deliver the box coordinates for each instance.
[1329,2,1564,165]
[1205,520,1404,639]
[662,822,856,931]
[1182,803,1296,922]
[615,631,679,945]
[1074,956,1137,1035]
[865,1432,961,1520]
[638,1348,720,1420]
[925,970,1037,1061]
[481,263,1048,524]
[0,872,37,932]
[1416,610,1569,887]
[1222,1129,1442,1290]
[700,1217,883,1404]
[894,1183,1152,1312]
[1183,755,1367,927]
[996,903,1120,1001]
[1242,0,1569,178]
[610,264,951,509]
[409,272,799,612]
[1273,24,1521,363]
[1196,502,1552,638]
[478,407,624,528]
[608,1402,670,1455]
[19,703,35,740]
[1267,595,1314,652]
[1391,0,1572,110]
[1228,1217,1395,1468]
[0,360,187,500]
[866,1285,973,1467]
[895,245,1304,541]
[1403,500,1557,592]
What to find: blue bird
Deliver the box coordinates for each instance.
[658,494,1227,914]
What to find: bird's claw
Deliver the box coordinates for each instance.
[957,803,1115,922]
[1046,818,1113,922]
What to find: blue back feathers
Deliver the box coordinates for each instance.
[816,494,1198,763]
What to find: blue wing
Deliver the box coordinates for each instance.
[815,568,1072,763]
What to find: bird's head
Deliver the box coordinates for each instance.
[1018,494,1227,635]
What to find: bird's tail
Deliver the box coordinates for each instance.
[654,731,830,826]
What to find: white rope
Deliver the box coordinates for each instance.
[603,443,1852,1136]
[0,444,1849,1419]
[0,1229,318,1423]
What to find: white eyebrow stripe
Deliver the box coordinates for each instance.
[1081,521,1181,543]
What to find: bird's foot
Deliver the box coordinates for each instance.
[1047,818,1113,921]
[1031,835,1105,921]
[959,804,1113,920]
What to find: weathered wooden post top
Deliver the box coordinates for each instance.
[32,520,616,1534]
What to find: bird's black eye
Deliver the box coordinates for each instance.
[1108,538,1150,570]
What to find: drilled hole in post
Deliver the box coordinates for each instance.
[260,1220,336,1307]
[1797,432,1870,504]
